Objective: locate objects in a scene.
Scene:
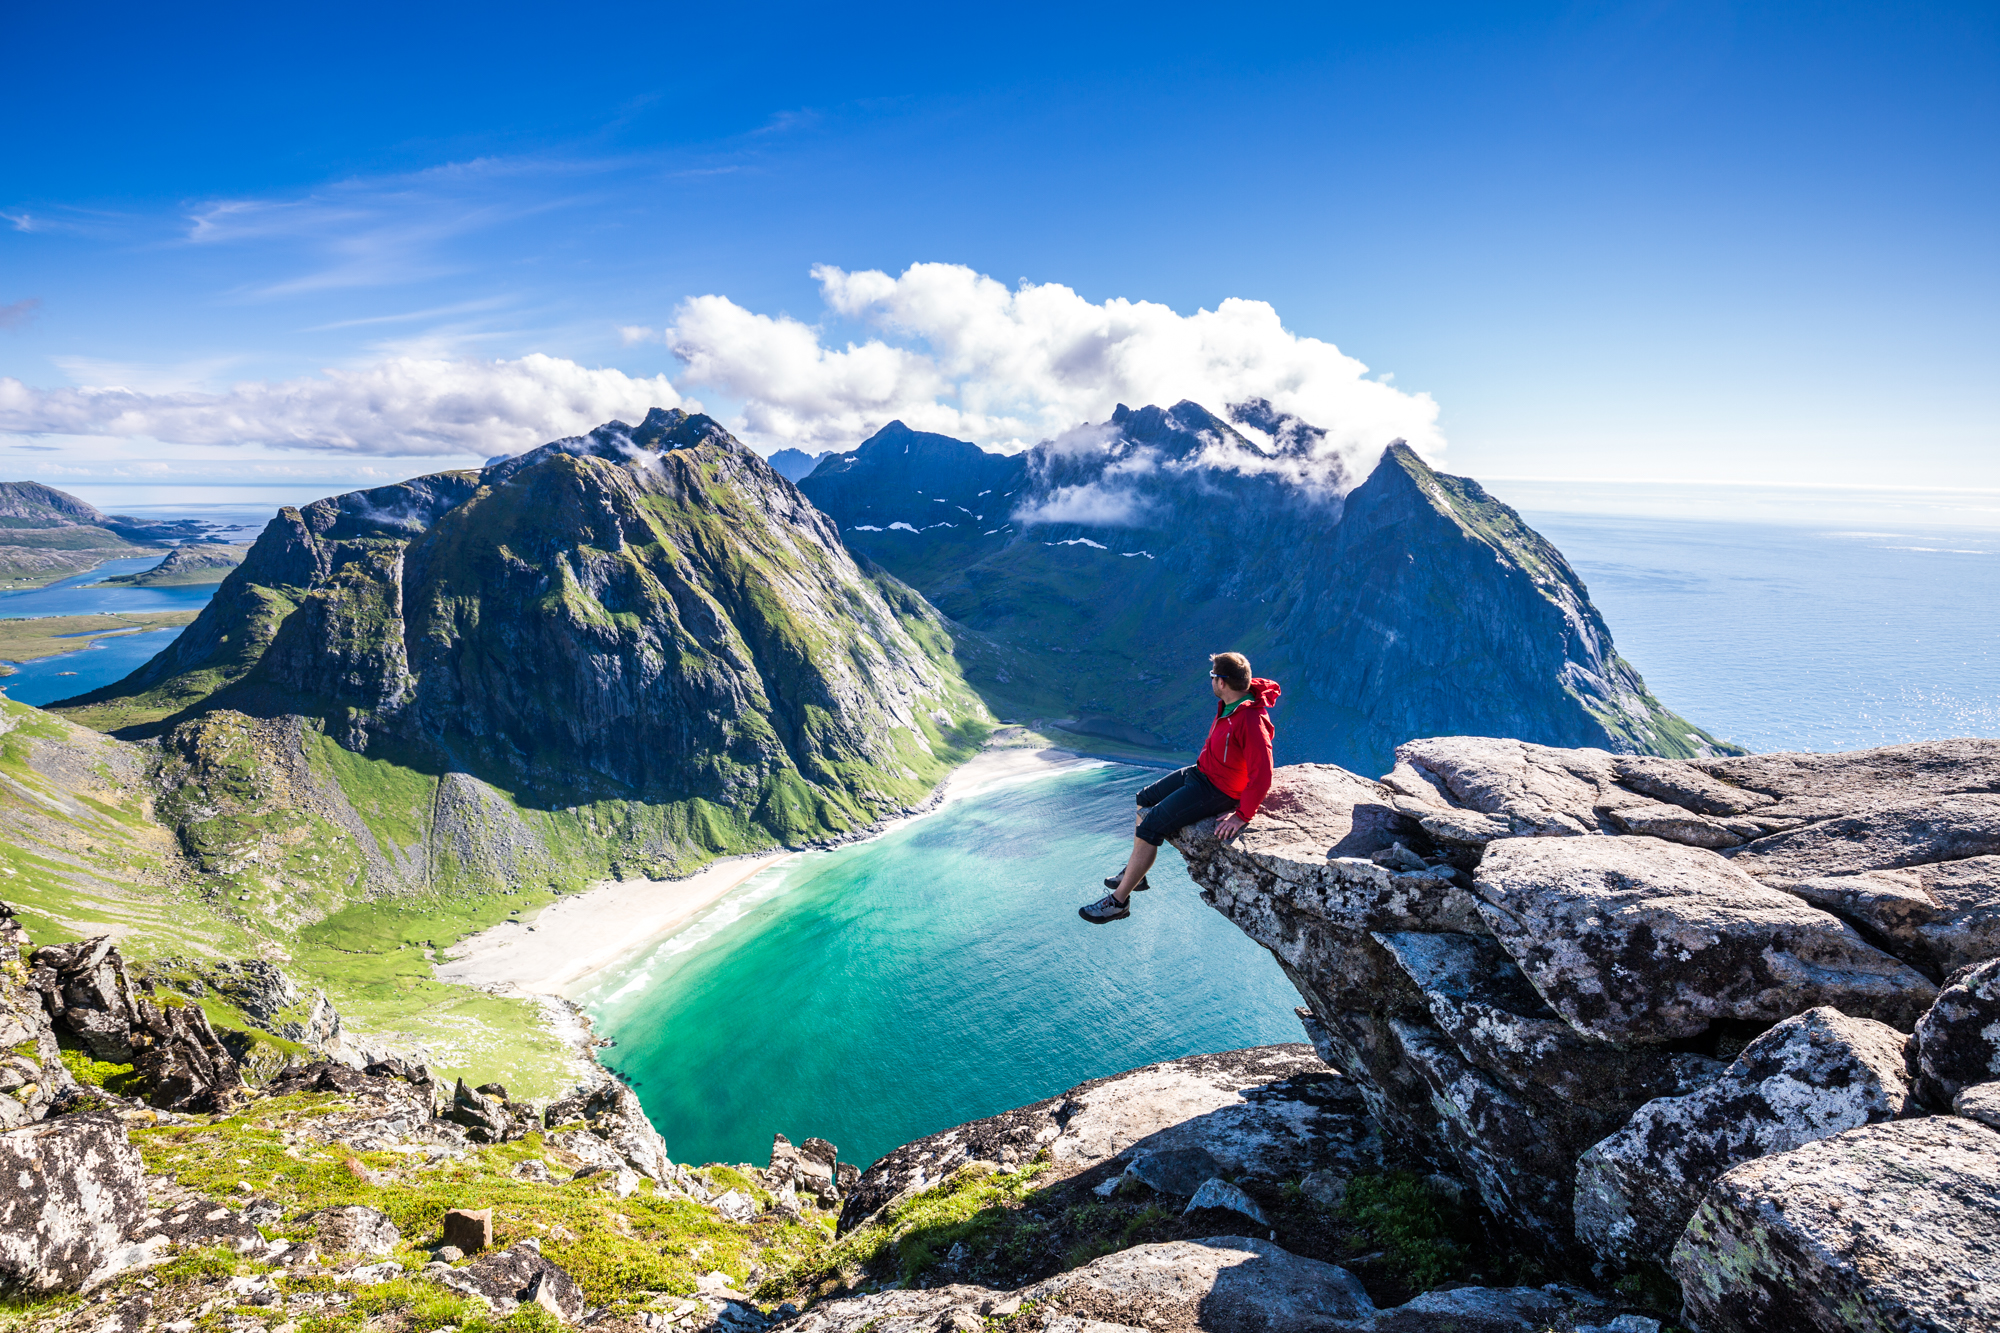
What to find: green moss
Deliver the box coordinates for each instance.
[55,1043,148,1097]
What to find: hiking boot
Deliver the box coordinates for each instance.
[1078,893,1131,924]
[1104,873,1151,892]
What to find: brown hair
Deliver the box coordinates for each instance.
[1210,652,1252,692]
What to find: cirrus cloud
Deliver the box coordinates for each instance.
[0,354,682,456]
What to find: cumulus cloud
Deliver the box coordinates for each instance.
[0,354,681,456]
[666,262,1443,481]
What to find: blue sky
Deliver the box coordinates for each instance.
[2,1,1994,513]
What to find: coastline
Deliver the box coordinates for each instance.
[437,740,1108,1003]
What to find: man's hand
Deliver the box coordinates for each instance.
[1216,813,1248,842]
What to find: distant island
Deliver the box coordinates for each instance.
[100,540,250,587]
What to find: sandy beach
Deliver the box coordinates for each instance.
[438,742,1104,999]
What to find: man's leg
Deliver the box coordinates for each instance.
[1112,771,1234,903]
[1111,836,1157,904]
[1105,769,1190,897]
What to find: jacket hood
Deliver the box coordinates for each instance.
[1247,677,1281,709]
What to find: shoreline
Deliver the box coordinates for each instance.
[436,741,1109,1003]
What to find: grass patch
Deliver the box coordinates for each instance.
[54,1042,148,1098]
[1339,1172,1480,1292]
[129,1096,829,1311]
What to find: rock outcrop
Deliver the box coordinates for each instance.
[29,936,245,1111]
[545,1079,674,1182]
[0,902,70,1127]
[437,1241,587,1322]
[1175,736,2000,1296]
[1670,1116,2000,1332]
[839,1046,1377,1234]
[1573,1006,1913,1266]
[0,1113,147,1293]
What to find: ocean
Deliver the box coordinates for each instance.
[1526,514,2000,753]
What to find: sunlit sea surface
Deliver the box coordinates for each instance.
[1524,516,2000,753]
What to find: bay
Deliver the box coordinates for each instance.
[577,765,1305,1170]
[0,558,218,706]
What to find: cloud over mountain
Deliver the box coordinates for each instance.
[668,263,1445,477]
[0,354,681,456]
[0,264,1438,478]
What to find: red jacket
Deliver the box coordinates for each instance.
[1197,677,1279,822]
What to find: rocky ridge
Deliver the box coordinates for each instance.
[1168,735,2000,1327]
[0,905,877,1329]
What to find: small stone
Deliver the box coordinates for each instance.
[435,1245,465,1263]
[713,1190,758,1223]
[1300,1170,1347,1209]
[441,1207,493,1253]
[1182,1177,1270,1225]
[312,1204,399,1256]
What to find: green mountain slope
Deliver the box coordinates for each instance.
[27,411,994,1081]
[60,409,989,863]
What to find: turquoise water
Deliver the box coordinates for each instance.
[0,557,216,706]
[577,765,1305,1169]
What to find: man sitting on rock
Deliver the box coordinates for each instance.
[1080,652,1280,924]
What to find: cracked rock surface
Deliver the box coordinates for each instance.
[1572,1006,1913,1266]
[1175,735,2000,1295]
[1670,1116,2000,1333]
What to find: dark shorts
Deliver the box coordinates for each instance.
[1134,765,1240,846]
